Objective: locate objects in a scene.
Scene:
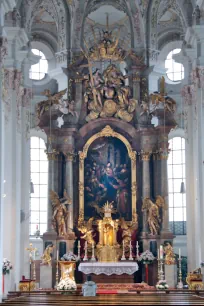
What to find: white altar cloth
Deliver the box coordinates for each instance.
[78,262,139,276]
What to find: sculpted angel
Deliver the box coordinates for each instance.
[50,190,72,237]
[77,215,95,246]
[41,244,54,266]
[142,196,165,235]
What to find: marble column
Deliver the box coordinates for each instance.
[46,151,59,232]
[64,151,75,231]
[158,151,170,234]
[141,151,151,235]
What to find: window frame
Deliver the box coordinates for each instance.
[165,48,184,83]
[168,135,186,235]
[30,136,48,237]
[29,49,48,81]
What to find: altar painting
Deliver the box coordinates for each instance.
[84,137,132,220]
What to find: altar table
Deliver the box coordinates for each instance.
[78,262,139,283]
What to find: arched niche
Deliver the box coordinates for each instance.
[78,125,137,221]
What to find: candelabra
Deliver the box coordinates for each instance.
[55,260,59,288]
[129,242,133,261]
[177,258,183,289]
[83,242,88,261]
[159,258,165,281]
[136,242,139,260]
[77,241,81,261]
[32,260,36,281]
[121,241,126,260]
[91,243,96,261]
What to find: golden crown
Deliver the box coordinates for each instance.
[102,201,115,214]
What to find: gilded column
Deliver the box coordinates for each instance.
[46,151,59,232]
[64,151,75,231]
[140,151,151,234]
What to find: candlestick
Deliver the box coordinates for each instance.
[55,259,59,288]
[136,241,139,260]
[129,241,133,261]
[77,240,81,260]
[157,249,160,281]
[179,248,181,259]
[83,241,88,261]
[177,257,183,289]
[159,258,164,281]
[160,245,163,259]
[121,240,126,260]
[91,243,96,261]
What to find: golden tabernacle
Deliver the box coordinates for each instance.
[96,202,120,262]
[186,268,204,290]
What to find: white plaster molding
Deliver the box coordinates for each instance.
[0,0,16,15]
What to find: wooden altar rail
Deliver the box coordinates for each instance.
[2,290,204,306]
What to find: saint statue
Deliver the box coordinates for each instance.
[41,244,54,266]
[50,190,72,237]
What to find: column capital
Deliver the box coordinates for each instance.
[46,150,60,161]
[156,150,169,160]
[138,150,152,161]
[63,151,77,162]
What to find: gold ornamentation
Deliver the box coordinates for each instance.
[120,213,138,247]
[46,150,59,161]
[77,212,95,246]
[149,77,176,113]
[84,30,127,62]
[18,281,35,291]
[84,64,138,122]
[78,182,84,197]
[164,243,175,265]
[64,151,76,162]
[41,244,54,266]
[139,151,152,161]
[50,190,72,237]
[142,196,165,235]
[186,268,204,290]
[78,126,137,218]
[131,182,137,196]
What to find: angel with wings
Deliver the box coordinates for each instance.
[50,189,72,237]
[36,89,67,118]
[77,215,95,246]
[142,196,165,236]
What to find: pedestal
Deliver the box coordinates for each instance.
[165,264,177,288]
[40,265,52,289]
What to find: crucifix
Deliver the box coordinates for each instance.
[25,243,37,285]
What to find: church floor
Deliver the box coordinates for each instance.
[1,292,204,305]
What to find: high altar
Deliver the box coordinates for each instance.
[37,23,176,285]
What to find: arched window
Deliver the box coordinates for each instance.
[165,49,184,82]
[168,137,186,235]
[29,49,48,80]
[30,137,48,236]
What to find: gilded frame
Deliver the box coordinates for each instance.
[79,125,137,220]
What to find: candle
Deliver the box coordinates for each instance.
[179,248,181,259]
[158,248,160,259]
[33,250,35,261]
[160,245,163,259]
[57,250,59,261]
[78,240,80,247]
[36,224,38,230]
[129,240,131,248]
[136,241,139,247]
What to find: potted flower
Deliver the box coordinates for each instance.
[138,250,155,284]
[156,280,169,290]
[57,252,79,292]
[2,259,12,294]
[2,258,12,275]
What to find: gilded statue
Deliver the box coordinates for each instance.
[186,268,204,290]
[36,89,67,118]
[41,244,54,266]
[120,211,138,247]
[50,190,72,237]
[164,243,175,265]
[84,64,137,122]
[77,211,95,246]
[142,196,165,235]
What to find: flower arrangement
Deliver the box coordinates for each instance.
[57,278,77,291]
[156,280,169,290]
[138,250,155,264]
[61,252,79,262]
[2,258,12,275]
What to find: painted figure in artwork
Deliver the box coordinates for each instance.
[84,137,131,220]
